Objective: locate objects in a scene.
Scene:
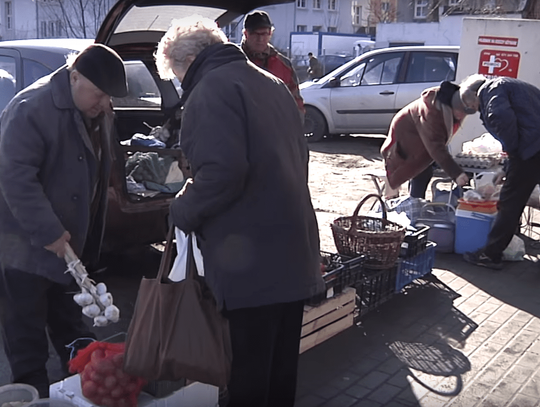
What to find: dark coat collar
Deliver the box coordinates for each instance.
[49,67,77,110]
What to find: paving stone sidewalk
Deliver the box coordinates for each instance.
[296,236,540,407]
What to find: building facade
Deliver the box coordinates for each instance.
[0,0,114,41]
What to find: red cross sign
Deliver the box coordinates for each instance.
[478,49,520,78]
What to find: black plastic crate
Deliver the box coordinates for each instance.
[307,252,365,306]
[355,265,398,317]
[396,242,437,292]
[400,225,430,258]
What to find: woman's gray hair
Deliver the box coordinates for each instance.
[459,74,487,108]
[155,16,228,80]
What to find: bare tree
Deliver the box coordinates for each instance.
[367,0,398,23]
[37,0,112,38]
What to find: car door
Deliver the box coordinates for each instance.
[329,51,405,133]
[394,50,458,113]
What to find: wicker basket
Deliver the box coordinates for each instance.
[331,194,406,269]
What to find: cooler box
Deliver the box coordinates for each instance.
[454,209,497,254]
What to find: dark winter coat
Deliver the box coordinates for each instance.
[478,77,540,160]
[0,67,114,285]
[381,86,463,189]
[170,43,324,310]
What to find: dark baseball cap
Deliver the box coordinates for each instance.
[244,10,273,31]
[73,44,128,98]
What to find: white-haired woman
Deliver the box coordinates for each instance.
[380,74,486,198]
[155,16,324,407]
[464,76,540,270]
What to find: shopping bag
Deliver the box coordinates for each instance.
[169,228,204,281]
[123,227,232,386]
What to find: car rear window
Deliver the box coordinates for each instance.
[113,60,161,108]
[405,51,457,83]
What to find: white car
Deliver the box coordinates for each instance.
[300,45,460,142]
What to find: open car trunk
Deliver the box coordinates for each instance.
[95,0,293,251]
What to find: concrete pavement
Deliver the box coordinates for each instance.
[1,229,540,407]
[296,234,540,407]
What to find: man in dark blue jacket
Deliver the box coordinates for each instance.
[463,75,540,269]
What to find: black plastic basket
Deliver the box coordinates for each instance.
[355,265,398,317]
[396,242,437,292]
[400,225,430,258]
[307,252,365,306]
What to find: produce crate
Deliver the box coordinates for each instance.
[307,252,365,306]
[355,265,398,318]
[400,225,430,258]
[395,242,437,292]
[300,287,356,354]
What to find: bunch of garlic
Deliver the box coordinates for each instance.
[72,282,120,327]
[64,243,121,327]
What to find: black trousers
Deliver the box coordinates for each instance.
[410,164,434,199]
[222,300,304,407]
[0,267,95,397]
[484,152,540,262]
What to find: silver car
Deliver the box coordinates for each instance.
[300,45,459,142]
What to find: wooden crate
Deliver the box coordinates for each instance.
[300,287,356,354]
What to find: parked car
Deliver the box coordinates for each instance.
[300,45,460,142]
[1,0,295,253]
[0,38,93,112]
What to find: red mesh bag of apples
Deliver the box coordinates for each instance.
[68,341,147,407]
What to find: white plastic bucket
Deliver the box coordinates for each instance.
[0,383,39,406]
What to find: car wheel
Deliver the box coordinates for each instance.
[304,106,327,143]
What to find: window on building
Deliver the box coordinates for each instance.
[5,1,12,30]
[381,1,390,12]
[415,0,429,18]
[297,0,306,7]
[297,25,307,31]
[328,26,337,32]
[313,0,322,8]
[328,0,337,10]
[40,21,48,38]
[312,25,322,31]
[353,4,362,25]
[55,21,64,37]
[448,0,460,6]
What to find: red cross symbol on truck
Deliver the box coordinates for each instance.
[478,49,520,78]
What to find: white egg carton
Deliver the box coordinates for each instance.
[454,152,501,169]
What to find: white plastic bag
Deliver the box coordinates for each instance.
[168,228,205,281]
[502,235,525,262]
[474,171,499,200]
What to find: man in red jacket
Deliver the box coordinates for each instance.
[241,10,305,119]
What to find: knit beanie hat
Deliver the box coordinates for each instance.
[73,44,128,98]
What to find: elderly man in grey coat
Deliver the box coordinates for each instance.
[0,44,127,397]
